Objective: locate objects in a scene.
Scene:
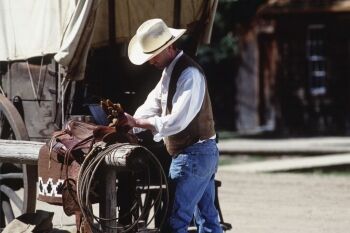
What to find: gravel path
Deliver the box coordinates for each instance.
[216,170,350,233]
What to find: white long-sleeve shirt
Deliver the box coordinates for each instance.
[133,51,206,142]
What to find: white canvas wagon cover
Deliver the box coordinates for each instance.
[0,0,217,80]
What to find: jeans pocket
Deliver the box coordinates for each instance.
[169,154,188,179]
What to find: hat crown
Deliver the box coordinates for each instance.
[137,19,173,53]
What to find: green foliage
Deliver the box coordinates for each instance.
[198,33,238,64]
[198,0,266,64]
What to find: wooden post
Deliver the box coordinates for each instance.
[99,166,117,233]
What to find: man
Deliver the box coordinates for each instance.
[125,18,222,233]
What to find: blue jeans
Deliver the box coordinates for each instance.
[168,139,222,233]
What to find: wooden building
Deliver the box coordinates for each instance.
[255,0,350,136]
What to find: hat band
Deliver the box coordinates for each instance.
[143,36,175,54]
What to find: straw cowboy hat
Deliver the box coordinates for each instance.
[128,18,186,65]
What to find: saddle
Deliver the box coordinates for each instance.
[37,102,137,232]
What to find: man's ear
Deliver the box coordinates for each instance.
[167,45,176,56]
[167,44,175,52]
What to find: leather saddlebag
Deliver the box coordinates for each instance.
[37,120,99,214]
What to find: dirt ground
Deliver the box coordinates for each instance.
[215,169,350,233]
[11,163,350,233]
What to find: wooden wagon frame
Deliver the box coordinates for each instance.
[0,1,231,232]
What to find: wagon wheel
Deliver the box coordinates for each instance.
[0,94,36,228]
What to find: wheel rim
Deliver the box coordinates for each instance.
[0,94,36,227]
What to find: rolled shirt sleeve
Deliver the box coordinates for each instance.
[133,79,162,134]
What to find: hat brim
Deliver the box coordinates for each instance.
[128,28,186,65]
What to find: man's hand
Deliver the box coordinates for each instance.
[124,112,136,128]
[100,99,127,128]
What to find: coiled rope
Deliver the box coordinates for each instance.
[77,142,169,232]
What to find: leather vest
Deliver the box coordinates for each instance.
[164,54,215,155]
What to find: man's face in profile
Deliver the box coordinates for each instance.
[148,46,174,70]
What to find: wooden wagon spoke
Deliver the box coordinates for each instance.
[0,172,23,180]
[0,206,5,228]
[0,85,4,95]
[1,196,15,224]
[0,112,13,139]
[0,184,23,210]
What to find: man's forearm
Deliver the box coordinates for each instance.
[134,118,156,132]
[125,112,156,132]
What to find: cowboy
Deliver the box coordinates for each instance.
[125,18,222,233]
